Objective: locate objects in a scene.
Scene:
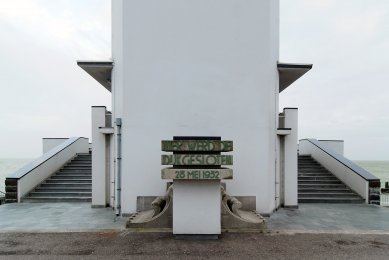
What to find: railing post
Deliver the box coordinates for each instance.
[369,180,381,205]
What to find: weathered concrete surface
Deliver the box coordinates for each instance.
[2,202,389,234]
[267,203,389,233]
[0,232,389,259]
[0,203,126,232]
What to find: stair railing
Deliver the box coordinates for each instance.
[381,182,389,207]
[299,139,381,205]
[5,137,89,203]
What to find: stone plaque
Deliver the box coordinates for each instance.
[161,154,233,166]
[162,140,233,152]
[161,168,233,180]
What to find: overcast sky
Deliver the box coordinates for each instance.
[0,0,388,160]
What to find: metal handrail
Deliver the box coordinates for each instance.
[0,191,5,197]
[7,137,88,180]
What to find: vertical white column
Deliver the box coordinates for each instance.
[92,106,107,207]
[283,108,298,207]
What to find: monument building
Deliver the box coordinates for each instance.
[7,0,380,236]
[79,0,311,216]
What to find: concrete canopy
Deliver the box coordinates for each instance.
[77,61,113,92]
[77,61,312,94]
[278,63,312,93]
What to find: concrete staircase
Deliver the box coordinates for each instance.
[298,155,364,203]
[22,154,92,202]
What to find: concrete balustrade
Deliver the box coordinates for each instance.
[299,139,380,204]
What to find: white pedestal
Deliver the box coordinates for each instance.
[173,180,221,235]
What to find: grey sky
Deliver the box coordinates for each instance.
[0,0,388,160]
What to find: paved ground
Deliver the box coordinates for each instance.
[1,203,389,258]
[1,202,389,233]
[0,232,389,259]
[267,203,389,233]
[0,203,126,232]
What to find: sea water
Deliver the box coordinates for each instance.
[355,161,389,188]
[1,159,389,192]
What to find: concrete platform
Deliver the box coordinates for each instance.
[267,203,389,234]
[0,203,126,232]
[1,203,389,234]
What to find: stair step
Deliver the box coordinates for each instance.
[298,188,352,192]
[299,185,348,190]
[298,197,364,203]
[65,163,91,166]
[298,180,342,184]
[35,187,92,192]
[51,175,91,179]
[59,170,91,173]
[69,164,91,167]
[298,161,319,164]
[298,173,334,176]
[298,176,338,180]
[55,173,91,176]
[298,165,321,168]
[297,168,329,173]
[29,192,91,197]
[40,183,91,188]
[61,169,91,172]
[62,166,91,169]
[299,193,361,198]
[298,175,334,178]
[46,179,92,184]
[22,197,91,203]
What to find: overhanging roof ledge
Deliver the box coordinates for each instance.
[278,62,313,93]
[77,60,113,92]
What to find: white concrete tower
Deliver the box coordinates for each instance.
[112,0,280,214]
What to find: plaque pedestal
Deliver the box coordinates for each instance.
[173,180,221,236]
[161,138,233,239]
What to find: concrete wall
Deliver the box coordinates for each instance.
[42,138,68,154]
[112,0,280,214]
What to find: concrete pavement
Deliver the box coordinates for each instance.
[267,203,389,234]
[1,202,389,234]
[0,203,126,232]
